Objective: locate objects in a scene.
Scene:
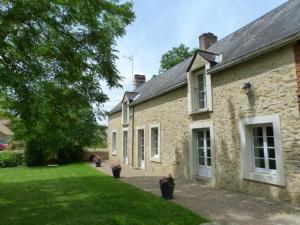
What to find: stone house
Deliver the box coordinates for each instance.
[108,0,300,203]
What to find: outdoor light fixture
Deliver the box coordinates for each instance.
[242,82,252,94]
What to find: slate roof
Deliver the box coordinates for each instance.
[109,0,300,114]
[109,57,192,114]
[207,0,300,72]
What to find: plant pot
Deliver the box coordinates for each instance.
[95,160,101,167]
[160,183,175,199]
[112,168,121,178]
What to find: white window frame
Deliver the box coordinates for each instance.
[187,63,212,115]
[122,101,129,125]
[149,123,160,162]
[136,126,146,169]
[111,130,117,156]
[122,128,129,164]
[189,121,215,184]
[239,114,285,186]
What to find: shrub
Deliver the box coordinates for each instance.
[0,151,24,168]
[58,144,83,164]
[25,142,46,166]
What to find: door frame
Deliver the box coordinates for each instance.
[122,128,129,164]
[136,126,145,169]
[189,121,215,185]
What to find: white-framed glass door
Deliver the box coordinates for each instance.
[123,130,128,164]
[138,129,145,168]
[196,129,212,178]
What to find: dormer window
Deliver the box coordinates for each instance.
[187,64,212,114]
[122,101,129,125]
[186,48,219,115]
[197,73,207,109]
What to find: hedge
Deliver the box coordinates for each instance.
[0,150,24,168]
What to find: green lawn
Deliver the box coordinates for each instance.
[0,164,207,225]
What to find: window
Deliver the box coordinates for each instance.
[122,130,128,164]
[252,125,276,174]
[189,121,215,180]
[197,129,211,167]
[122,102,129,125]
[187,63,212,115]
[111,131,117,155]
[150,124,160,161]
[197,73,207,109]
[137,128,145,168]
[239,115,284,186]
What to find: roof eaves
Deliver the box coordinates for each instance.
[208,31,300,74]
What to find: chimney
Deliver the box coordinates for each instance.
[133,74,146,89]
[199,32,217,51]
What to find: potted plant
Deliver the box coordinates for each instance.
[89,154,95,162]
[111,164,121,178]
[159,174,175,199]
[94,155,102,167]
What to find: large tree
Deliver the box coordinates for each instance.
[0,0,135,164]
[159,44,195,73]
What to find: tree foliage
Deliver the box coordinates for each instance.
[159,44,195,73]
[0,0,135,165]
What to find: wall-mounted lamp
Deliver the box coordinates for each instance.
[242,82,252,94]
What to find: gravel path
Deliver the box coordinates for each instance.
[90,161,300,225]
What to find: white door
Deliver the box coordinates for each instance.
[123,131,128,164]
[138,129,145,168]
[196,129,212,178]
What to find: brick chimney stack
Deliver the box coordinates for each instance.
[199,32,218,51]
[133,74,146,89]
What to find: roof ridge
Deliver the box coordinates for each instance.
[208,0,289,50]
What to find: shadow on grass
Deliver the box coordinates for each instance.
[0,166,207,225]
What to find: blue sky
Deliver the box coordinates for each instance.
[100,0,287,125]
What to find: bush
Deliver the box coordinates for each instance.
[0,151,24,168]
[25,142,46,166]
[58,145,83,164]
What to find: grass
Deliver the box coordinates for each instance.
[0,164,208,225]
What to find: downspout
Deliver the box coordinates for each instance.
[131,105,135,167]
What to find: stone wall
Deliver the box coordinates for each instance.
[108,111,125,164]
[133,87,190,177]
[212,45,300,203]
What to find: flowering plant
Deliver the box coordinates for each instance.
[94,155,102,162]
[111,163,121,170]
[159,174,175,186]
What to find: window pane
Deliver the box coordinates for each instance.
[207,158,211,166]
[199,100,205,109]
[206,130,210,138]
[267,137,274,147]
[207,140,211,148]
[199,157,205,165]
[197,139,204,148]
[207,148,211,157]
[255,158,265,169]
[198,75,204,90]
[253,137,263,147]
[254,148,264,158]
[268,148,276,159]
[253,127,263,137]
[198,131,204,138]
[266,126,274,137]
[269,159,276,170]
[198,148,204,157]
